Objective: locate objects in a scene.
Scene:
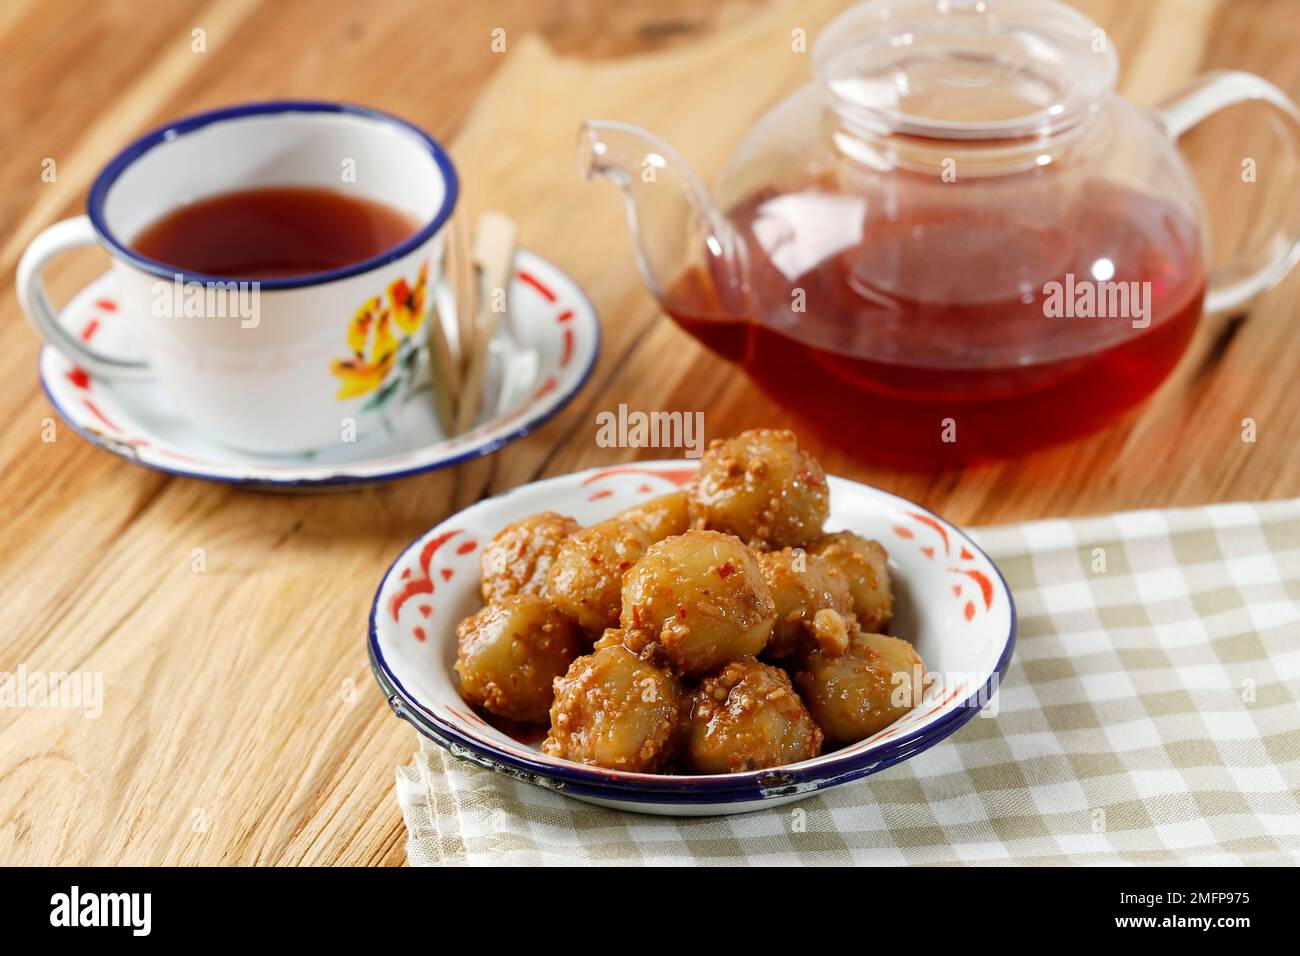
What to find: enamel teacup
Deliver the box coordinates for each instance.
[18,100,458,454]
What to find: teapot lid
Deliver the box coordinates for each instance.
[814,0,1118,140]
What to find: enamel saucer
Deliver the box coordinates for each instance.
[37,249,600,489]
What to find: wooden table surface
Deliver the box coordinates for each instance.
[1,0,1297,866]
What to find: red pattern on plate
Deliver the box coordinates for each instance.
[894,513,996,622]
[390,530,461,623]
[517,270,556,303]
[921,685,964,718]
[906,512,950,555]
[561,327,574,368]
[390,532,485,642]
[446,704,489,728]
[82,399,121,432]
[953,568,994,612]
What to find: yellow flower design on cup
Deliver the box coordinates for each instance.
[330,263,430,406]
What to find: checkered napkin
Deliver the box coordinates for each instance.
[395,499,1300,866]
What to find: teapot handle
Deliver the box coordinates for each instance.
[1154,70,1300,314]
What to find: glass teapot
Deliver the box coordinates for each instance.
[579,0,1300,468]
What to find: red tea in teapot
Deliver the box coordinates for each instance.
[664,178,1205,468]
[581,0,1300,468]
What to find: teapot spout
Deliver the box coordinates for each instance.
[578,120,748,318]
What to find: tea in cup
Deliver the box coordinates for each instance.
[18,100,458,454]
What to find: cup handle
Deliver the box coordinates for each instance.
[1154,70,1300,314]
[16,215,152,380]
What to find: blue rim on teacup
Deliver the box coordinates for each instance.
[368,468,1018,806]
[86,99,459,291]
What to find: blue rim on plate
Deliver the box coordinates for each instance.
[36,252,602,488]
[367,483,1018,805]
[86,99,459,291]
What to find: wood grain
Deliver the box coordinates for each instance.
[0,0,1297,866]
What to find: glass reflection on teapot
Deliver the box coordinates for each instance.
[580,0,1300,467]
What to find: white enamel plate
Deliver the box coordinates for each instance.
[369,461,1016,816]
